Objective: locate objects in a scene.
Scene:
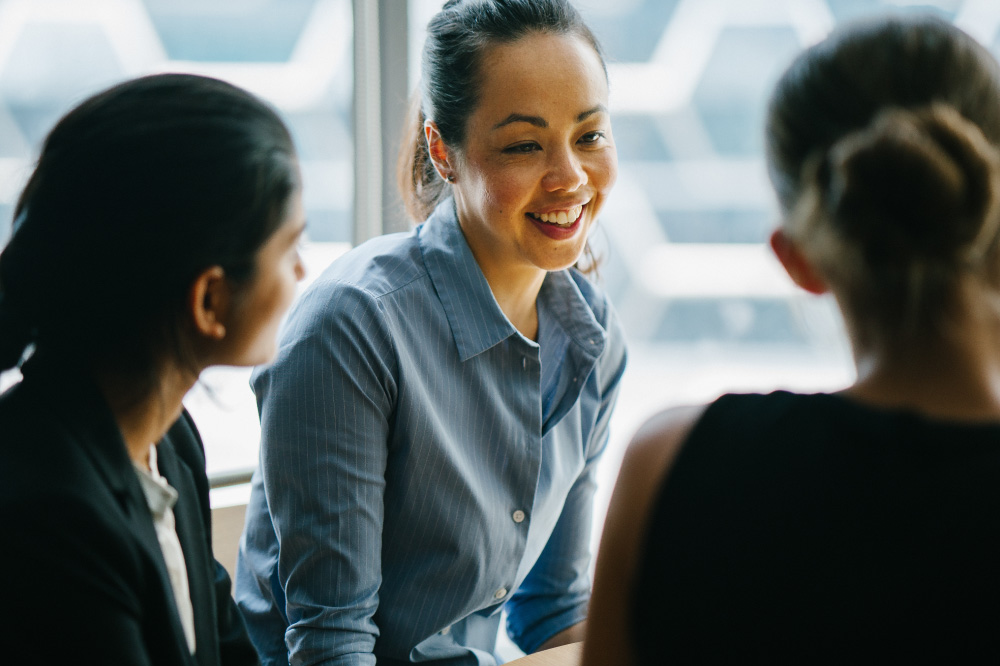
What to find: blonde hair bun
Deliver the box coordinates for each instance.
[821,104,1000,268]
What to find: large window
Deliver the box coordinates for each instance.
[0,0,355,482]
[2,0,999,659]
[563,0,1000,522]
[4,0,1000,558]
[402,6,1000,503]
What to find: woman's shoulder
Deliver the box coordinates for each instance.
[284,232,435,335]
[672,391,839,447]
[0,378,81,472]
[309,229,427,300]
[0,372,139,509]
[621,392,825,484]
[624,403,708,488]
[704,390,825,421]
[1,459,154,661]
[272,247,405,332]
[1,389,141,564]
[694,390,952,435]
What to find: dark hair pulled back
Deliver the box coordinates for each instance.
[766,15,1000,337]
[398,0,605,222]
[0,73,299,382]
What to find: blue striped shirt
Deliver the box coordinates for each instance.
[235,199,627,666]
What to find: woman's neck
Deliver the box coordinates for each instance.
[845,299,1000,421]
[480,263,546,341]
[96,363,198,470]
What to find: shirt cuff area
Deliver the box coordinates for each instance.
[505,599,588,655]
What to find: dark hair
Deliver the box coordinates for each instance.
[0,73,299,386]
[765,15,1000,339]
[397,0,606,223]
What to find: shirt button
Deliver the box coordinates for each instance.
[512,510,526,523]
[440,626,450,635]
[522,357,527,369]
[494,587,508,600]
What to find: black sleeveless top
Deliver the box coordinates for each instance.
[632,391,1000,663]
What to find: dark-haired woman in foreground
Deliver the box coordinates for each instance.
[235,0,625,664]
[0,73,305,665]
[584,14,1000,665]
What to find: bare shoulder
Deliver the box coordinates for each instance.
[582,403,708,666]
[620,403,707,493]
[603,401,710,574]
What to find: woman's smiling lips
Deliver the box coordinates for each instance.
[527,203,586,239]
[528,204,584,227]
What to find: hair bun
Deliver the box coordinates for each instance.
[823,104,1000,267]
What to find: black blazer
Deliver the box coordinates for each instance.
[0,353,259,666]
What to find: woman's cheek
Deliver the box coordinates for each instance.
[494,169,529,203]
[599,146,619,192]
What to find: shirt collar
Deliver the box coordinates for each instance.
[537,270,607,362]
[418,198,518,362]
[132,444,179,520]
[418,198,608,362]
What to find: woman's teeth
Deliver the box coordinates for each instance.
[529,205,583,227]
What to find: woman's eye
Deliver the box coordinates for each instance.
[504,142,539,154]
[579,131,605,145]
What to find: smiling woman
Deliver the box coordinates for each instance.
[428,30,618,338]
[233,1,627,665]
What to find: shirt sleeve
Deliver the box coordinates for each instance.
[504,305,628,653]
[253,281,397,666]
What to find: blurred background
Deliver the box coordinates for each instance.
[0,0,989,653]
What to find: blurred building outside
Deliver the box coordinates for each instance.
[2,1,990,656]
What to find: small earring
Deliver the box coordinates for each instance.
[446,174,455,183]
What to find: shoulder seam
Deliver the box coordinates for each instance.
[311,271,430,303]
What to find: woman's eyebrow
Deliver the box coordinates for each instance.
[577,104,607,121]
[493,113,547,130]
[492,104,608,131]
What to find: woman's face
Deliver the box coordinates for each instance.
[221,187,306,367]
[448,31,617,283]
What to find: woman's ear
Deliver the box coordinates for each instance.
[188,265,230,340]
[769,228,828,295]
[424,120,455,183]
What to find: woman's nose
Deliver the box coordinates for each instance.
[543,147,586,192]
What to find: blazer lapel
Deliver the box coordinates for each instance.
[19,353,199,665]
[122,469,200,665]
[67,389,197,665]
[157,431,219,666]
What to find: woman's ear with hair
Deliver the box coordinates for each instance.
[188,265,230,341]
[424,120,455,182]
[770,228,828,295]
